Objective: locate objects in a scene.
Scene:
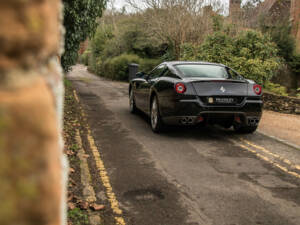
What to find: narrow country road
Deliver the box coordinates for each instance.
[67,65,300,225]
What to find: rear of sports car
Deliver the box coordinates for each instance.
[161,76,263,133]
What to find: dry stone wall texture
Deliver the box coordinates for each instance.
[263,92,300,114]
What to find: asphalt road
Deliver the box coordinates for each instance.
[68,65,300,225]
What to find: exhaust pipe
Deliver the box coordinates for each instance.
[247,118,259,126]
[181,117,188,125]
[180,117,195,125]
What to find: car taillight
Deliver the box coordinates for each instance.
[253,84,262,95]
[175,83,186,94]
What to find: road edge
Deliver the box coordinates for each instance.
[257,129,300,151]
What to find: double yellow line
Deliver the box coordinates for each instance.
[229,137,300,179]
[74,90,126,225]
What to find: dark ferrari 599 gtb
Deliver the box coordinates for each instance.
[129,61,263,133]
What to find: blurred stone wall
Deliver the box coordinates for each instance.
[0,1,67,225]
[263,92,300,114]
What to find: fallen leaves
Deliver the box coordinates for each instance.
[69,199,105,211]
[68,202,76,210]
[90,203,105,211]
[79,201,89,210]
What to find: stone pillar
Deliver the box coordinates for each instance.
[291,0,300,53]
[0,1,66,225]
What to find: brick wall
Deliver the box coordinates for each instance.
[0,1,66,225]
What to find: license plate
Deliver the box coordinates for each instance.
[215,97,235,104]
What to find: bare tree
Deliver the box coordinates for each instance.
[126,0,224,59]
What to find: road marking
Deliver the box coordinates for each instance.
[239,138,300,172]
[229,139,300,179]
[76,130,101,225]
[74,90,126,225]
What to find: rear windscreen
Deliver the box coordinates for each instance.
[175,64,243,80]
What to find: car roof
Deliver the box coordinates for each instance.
[164,61,225,67]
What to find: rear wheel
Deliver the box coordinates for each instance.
[151,96,164,133]
[233,124,258,134]
[129,89,137,114]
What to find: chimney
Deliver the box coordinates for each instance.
[230,0,242,17]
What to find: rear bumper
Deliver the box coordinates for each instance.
[161,98,263,126]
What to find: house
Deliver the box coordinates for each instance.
[229,0,300,53]
[258,0,291,23]
[290,0,300,52]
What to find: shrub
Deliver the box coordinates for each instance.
[98,54,141,81]
[260,18,300,80]
[90,26,114,59]
[95,57,103,75]
[139,58,162,73]
[87,52,96,73]
[181,29,281,85]
[79,50,91,66]
[264,81,288,96]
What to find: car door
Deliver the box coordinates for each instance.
[132,76,146,110]
[138,64,167,113]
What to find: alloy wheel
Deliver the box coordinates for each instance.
[151,99,158,129]
[129,90,134,111]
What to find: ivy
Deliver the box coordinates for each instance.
[62,0,107,72]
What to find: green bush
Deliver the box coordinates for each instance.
[97,54,141,81]
[139,58,162,73]
[181,29,281,85]
[79,50,91,66]
[264,81,288,96]
[296,88,300,98]
[68,208,89,225]
[91,26,114,59]
[87,52,97,73]
[260,18,300,79]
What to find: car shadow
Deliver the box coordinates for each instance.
[132,109,245,141]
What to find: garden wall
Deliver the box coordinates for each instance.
[263,92,300,114]
[0,1,67,225]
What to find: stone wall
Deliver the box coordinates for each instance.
[0,1,66,225]
[263,92,300,114]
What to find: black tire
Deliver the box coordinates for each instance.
[233,124,258,134]
[129,89,137,114]
[150,96,164,133]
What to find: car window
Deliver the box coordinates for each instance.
[162,69,178,79]
[226,67,244,80]
[148,65,166,79]
[175,64,229,79]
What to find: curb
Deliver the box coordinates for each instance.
[257,129,300,151]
